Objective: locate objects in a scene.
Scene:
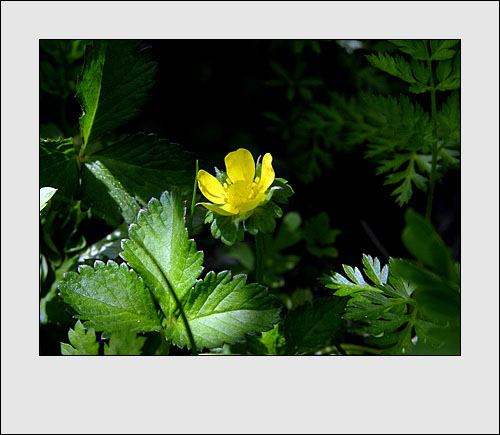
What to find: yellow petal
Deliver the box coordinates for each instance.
[257,153,275,193]
[225,148,255,184]
[200,202,239,216]
[198,170,227,204]
[238,192,265,213]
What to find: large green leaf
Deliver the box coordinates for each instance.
[80,133,195,226]
[39,138,79,204]
[61,320,99,355]
[283,297,345,355]
[59,260,162,334]
[167,270,281,350]
[120,190,204,317]
[76,40,157,148]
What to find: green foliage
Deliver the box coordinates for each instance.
[59,260,163,334]
[81,133,194,226]
[367,39,460,94]
[39,138,79,205]
[205,177,294,246]
[40,39,193,226]
[60,190,281,353]
[76,40,157,149]
[40,187,58,212]
[103,331,147,356]
[60,320,99,355]
[121,190,204,317]
[167,271,281,350]
[322,210,460,355]
[283,297,345,355]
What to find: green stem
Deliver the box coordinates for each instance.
[187,160,199,236]
[425,47,439,222]
[255,233,265,284]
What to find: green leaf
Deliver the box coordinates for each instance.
[81,133,194,226]
[390,40,429,60]
[103,331,147,355]
[401,209,458,282]
[366,53,416,83]
[61,320,99,355]
[320,260,385,297]
[76,40,157,148]
[59,260,162,334]
[120,190,204,317]
[429,40,459,61]
[167,270,281,350]
[283,297,345,354]
[39,138,79,205]
[40,187,58,212]
[362,254,389,286]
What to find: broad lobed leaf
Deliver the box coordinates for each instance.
[167,270,281,350]
[120,190,204,317]
[76,40,157,148]
[59,260,162,334]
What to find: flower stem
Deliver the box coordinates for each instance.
[425,46,439,222]
[255,233,265,284]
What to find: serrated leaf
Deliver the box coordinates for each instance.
[40,187,58,212]
[366,53,416,83]
[103,331,147,355]
[283,297,345,354]
[167,271,281,350]
[77,40,157,148]
[120,190,204,317]
[39,138,79,205]
[59,260,162,334]
[81,133,194,226]
[61,320,99,355]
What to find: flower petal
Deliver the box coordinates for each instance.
[257,153,275,193]
[225,148,255,184]
[200,202,239,216]
[238,192,265,213]
[198,170,227,204]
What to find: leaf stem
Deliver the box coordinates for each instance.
[255,232,265,284]
[425,47,439,221]
[187,160,199,236]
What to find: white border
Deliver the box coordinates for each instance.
[2,1,499,434]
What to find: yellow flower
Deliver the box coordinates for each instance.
[198,148,275,217]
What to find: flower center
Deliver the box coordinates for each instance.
[225,179,260,208]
